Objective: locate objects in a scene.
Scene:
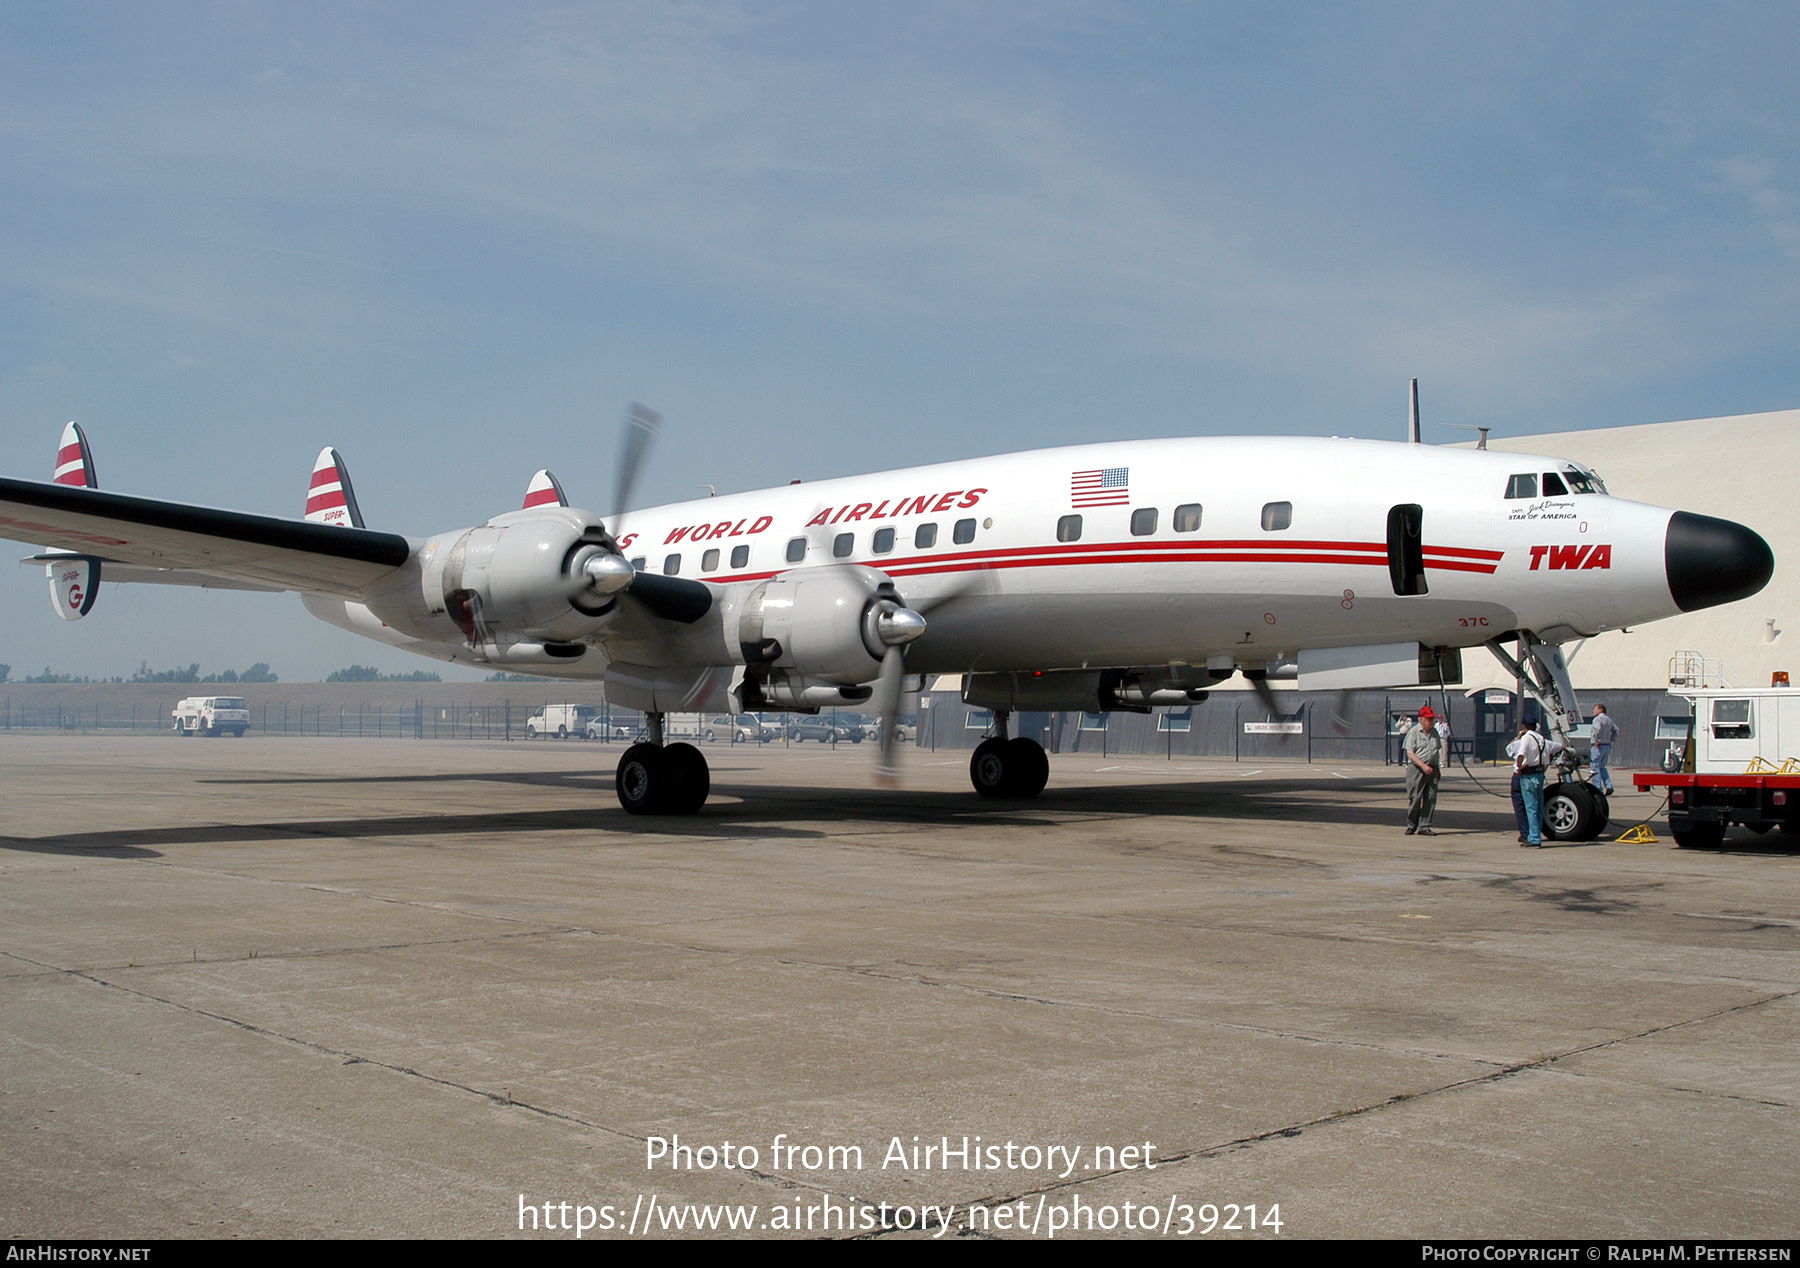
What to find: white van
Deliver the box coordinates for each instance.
[525,704,601,739]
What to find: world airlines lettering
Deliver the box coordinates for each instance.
[662,515,774,546]
[1528,544,1612,570]
[805,489,988,527]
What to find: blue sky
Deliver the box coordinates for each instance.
[3,2,1798,681]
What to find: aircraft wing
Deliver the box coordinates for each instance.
[0,476,412,597]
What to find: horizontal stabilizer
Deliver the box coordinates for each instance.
[0,476,411,596]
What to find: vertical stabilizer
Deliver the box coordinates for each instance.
[523,469,569,510]
[53,422,98,487]
[305,448,365,528]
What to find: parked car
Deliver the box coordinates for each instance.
[791,715,864,744]
[707,714,779,742]
[583,718,638,741]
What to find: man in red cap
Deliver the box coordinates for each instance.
[1403,705,1443,835]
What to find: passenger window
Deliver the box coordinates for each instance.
[1712,699,1754,740]
[785,537,806,563]
[1130,507,1157,536]
[730,544,749,569]
[1506,474,1538,499]
[629,556,646,571]
[953,518,976,545]
[1260,501,1292,531]
[1057,514,1082,542]
[1541,472,1568,496]
[701,548,720,572]
[662,554,681,575]
[915,523,938,549]
[872,527,895,553]
[1173,503,1201,532]
[833,532,854,558]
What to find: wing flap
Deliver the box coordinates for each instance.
[0,477,411,596]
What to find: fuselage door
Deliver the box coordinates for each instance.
[1387,504,1427,596]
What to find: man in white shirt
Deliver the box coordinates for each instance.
[1590,704,1619,796]
[1515,722,1550,846]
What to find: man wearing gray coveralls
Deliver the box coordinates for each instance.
[1404,705,1443,835]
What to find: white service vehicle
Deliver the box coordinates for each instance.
[172,696,249,737]
[525,704,600,739]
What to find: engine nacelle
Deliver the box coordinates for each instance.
[421,509,623,647]
[737,566,894,685]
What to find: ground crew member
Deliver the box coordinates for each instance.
[1590,703,1618,795]
[1403,705,1443,835]
[1516,721,1550,846]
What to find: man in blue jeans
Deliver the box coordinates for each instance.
[1515,721,1549,846]
[1589,703,1618,796]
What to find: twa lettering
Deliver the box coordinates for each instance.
[664,515,774,546]
[805,489,988,528]
[1529,544,1611,570]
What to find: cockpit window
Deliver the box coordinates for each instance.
[1506,474,1537,499]
[1541,472,1569,496]
[1562,467,1604,495]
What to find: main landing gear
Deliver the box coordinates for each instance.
[614,713,710,815]
[969,710,1050,800]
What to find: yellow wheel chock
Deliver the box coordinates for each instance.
[1615,824,1658,844]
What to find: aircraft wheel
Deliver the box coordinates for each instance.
[1567,784,1608,841]
[970,738,1011,799]
[616,744,666,815]
[1671,817,1725,849]
[663,742,710,814]
[1006,738,1049,799]
[1543,782,1601,842]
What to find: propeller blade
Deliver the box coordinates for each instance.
[873,644,906,784]
[612,401,663,520]
[1248,673,1297,741]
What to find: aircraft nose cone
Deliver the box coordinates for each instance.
[1665,511,1774,612]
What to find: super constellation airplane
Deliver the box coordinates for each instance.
[3,406,1773,826]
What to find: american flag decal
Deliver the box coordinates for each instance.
[1071,467,1129,507]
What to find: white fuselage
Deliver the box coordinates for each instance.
[316,436,1684,680]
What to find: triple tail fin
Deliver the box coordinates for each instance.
[305,448,365,528]
[523,469,569,510]
[53,422,98,488]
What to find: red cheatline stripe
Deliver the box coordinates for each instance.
[306,491,348,514]
[1423,543,1505,560]
[685,536,1503,584]
[522,488,561,508]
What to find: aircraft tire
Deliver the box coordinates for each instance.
[970,738,1010,799]
[1543,781,1601,842]
[1005,738,1050,798]
[1671,816,1725,849]
[663,742,710,814]
[1568,784,1608,841]
[616,743,667,815]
